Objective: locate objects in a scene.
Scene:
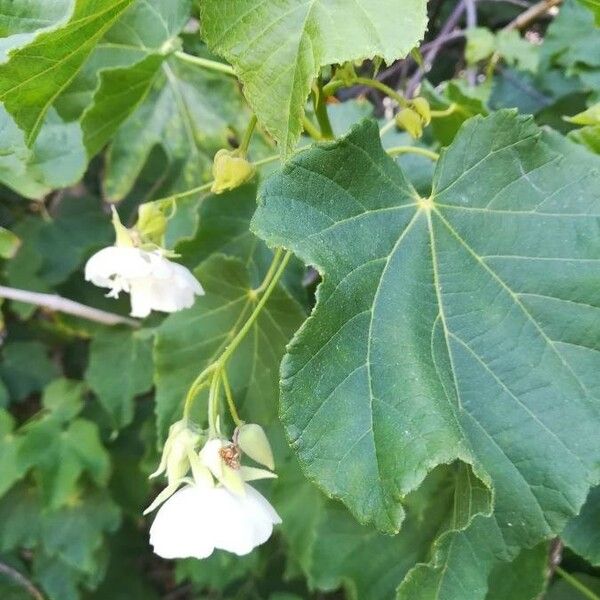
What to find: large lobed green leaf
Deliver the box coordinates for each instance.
[200,0,428,155]
[252,112,600,596]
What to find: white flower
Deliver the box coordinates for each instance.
[85,246,203,318]
[149,482,281,559]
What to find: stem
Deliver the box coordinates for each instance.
[313,81,334,139]
[181,250,291,422]
[219,251,292,367]
[252,154,280,168]
[174,51,235,76]
[379,119,397,136]
[387,146,440,161]
[254,248,284,294]
[238,115,257,156]
[322,79,345,97]
[555,567,600,600]
[152,181,214,206]
[207,370,223,436]
[0,286,139,328]
[430,103,459,118]
[183,363,219,420]
[0,562,45,600]
[504,0,562,31]
[407,0,467,97]
[302,116,324,141]
[222,369,243,427]
[354,77,408,107]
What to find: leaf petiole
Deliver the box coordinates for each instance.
[555,567,600,600]
[174,51,236,76]
[386,145,440,161]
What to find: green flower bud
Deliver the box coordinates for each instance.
[411,97,431,126]
[211,149,255,194]
[235,423,275,470]
[136,201,168,247]
[395,108,423,139]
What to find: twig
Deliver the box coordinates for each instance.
[0,286,139,328]
[465,0,478,85]
[548,538,564,577]
[503,0,562,30]
[407,0,468,97]
[0,561,45,600]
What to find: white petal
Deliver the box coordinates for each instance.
[149,485,216,560]
[210,484,281,556]
[85,247,153,287]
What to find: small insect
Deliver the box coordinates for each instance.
[219,443,241,469]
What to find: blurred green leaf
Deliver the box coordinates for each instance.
[0,410,25,497]
[86,328,154,428]
[0,341,60,403]
[0,0,136,144]
[562,486,600,566]
[486,543,549,600]
[0,228,20,260]
[0,107,86,200]
[19,380,111,507]
[465,27,496,64]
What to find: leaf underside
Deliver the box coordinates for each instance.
[200,0,428,154]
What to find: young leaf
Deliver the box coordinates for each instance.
[200,0,428,154]
[252,110,600,560]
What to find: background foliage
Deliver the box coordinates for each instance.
[1,0,600,599]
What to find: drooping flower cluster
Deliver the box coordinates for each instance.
[145,421,281,559]
[85,207,203,318]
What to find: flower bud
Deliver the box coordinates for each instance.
[411,97,431,126]
[211,149,255,194]
[136,201,167,247]
[395,108,423,139]
[235,424,274,470]
[151,420,203,485]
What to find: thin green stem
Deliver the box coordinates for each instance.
[239,115,258,156]
[379,119,397,137]
[555,567,600,600]
[153,181,214,207]
[302,116,324,141]
[354,77,408,107]
[254,248,284,294]
[219,251,292,367]
[222,369,243,427]
[430,103,459,118]
[322,79,345,97]
[174,51,236,76]
[181,250,291,423]
[313,80,334,139]
[387,146,440,161]
[207,370,223,436]
[183,364,218,420]
[252,154,280,168]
